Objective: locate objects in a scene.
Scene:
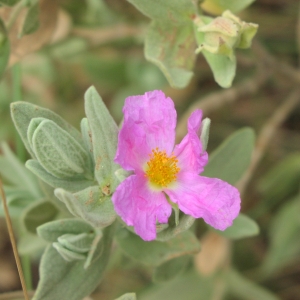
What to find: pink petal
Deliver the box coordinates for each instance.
[115,90,177,171]
[112,174,172,241]
[174,110,208,174]
[165,172,241,230]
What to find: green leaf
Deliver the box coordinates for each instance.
[200,118,211,152]
[212,213,259,240]
[18,232,48,256]
[33,224,115,300]
[20,3,40,37]
[203,50,236,88]
[126,0,195,24]
[29,119,92,179]
[0,142,41,197]
[57,233,95,253]
[139,271,214,300]
[156,214,195,242]
[54,186,116,228]
[84,86,119,191]
[145,21,196,89]
[1,186,34,217]
[201,0,255,14]
[37,219,94,243]
[22,200,59,234]
[202,127,255,185]
[80,118,94,167]
[254,153,300,217]
[0,0,21,5]
[26,159,94,192]
[115,293,137,300]
[194,18,236,88]
[226,269,280,300]
[153,255,190,282]
[0,18,10,77]
[262,196,300,275]
[11,101,84,159]
[52,242,87,262]
[115,227,200,266]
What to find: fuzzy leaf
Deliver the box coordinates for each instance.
[55,186,116,228]
[116,228,200,266]
[156,214,195,242]
[153,255,190,282]
[11,101,84,158]
[126,0,195,24]
[80,117,94,168]
[115,293,137,300]
[194,17,236,88]
[201,0,255,15]
[37,219,94,243]
[20,3,40,37]
[145,21,196,89]
[57,233,95,253]
[202,127,255,185]
[84,86,119,191]
[29,119,92,179]
[22,200,59,234]
[212,213,259,240]
[33,224,115,300]
[26,159,94,192]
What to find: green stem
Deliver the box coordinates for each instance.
[12,63,26,161]
[21,255,33,291]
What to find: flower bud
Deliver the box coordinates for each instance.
[195,10,258,60]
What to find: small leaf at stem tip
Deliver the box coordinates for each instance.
[19,3,40,37]
[200,118,211,152]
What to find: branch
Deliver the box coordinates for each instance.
[236,88,300,196]
[176,69,268,141]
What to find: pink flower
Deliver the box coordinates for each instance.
[112,90,240,241]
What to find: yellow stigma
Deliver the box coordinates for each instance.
[145,147,180,188]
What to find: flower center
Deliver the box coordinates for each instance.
[145,147,180,188]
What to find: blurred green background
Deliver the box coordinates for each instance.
[0,0,300,299]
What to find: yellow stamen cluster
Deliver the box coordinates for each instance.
[145,147,180,188]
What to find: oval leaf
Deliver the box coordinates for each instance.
[212,213,259,240]
[31,119,91,179]
[55,186,116,228]
[37,218,94,243]
[33,224,115,300]
[202,127,255,185]
[22,200,59,234]
[115,227,200,266]
[84,86,119,190]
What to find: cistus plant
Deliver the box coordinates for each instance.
[2,0,299,299]
[8,86,256,300]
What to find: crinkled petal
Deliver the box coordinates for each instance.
[174,110,208,174]
[165,172,240,230]
[112,174,172,241]
[115,90,177,171]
